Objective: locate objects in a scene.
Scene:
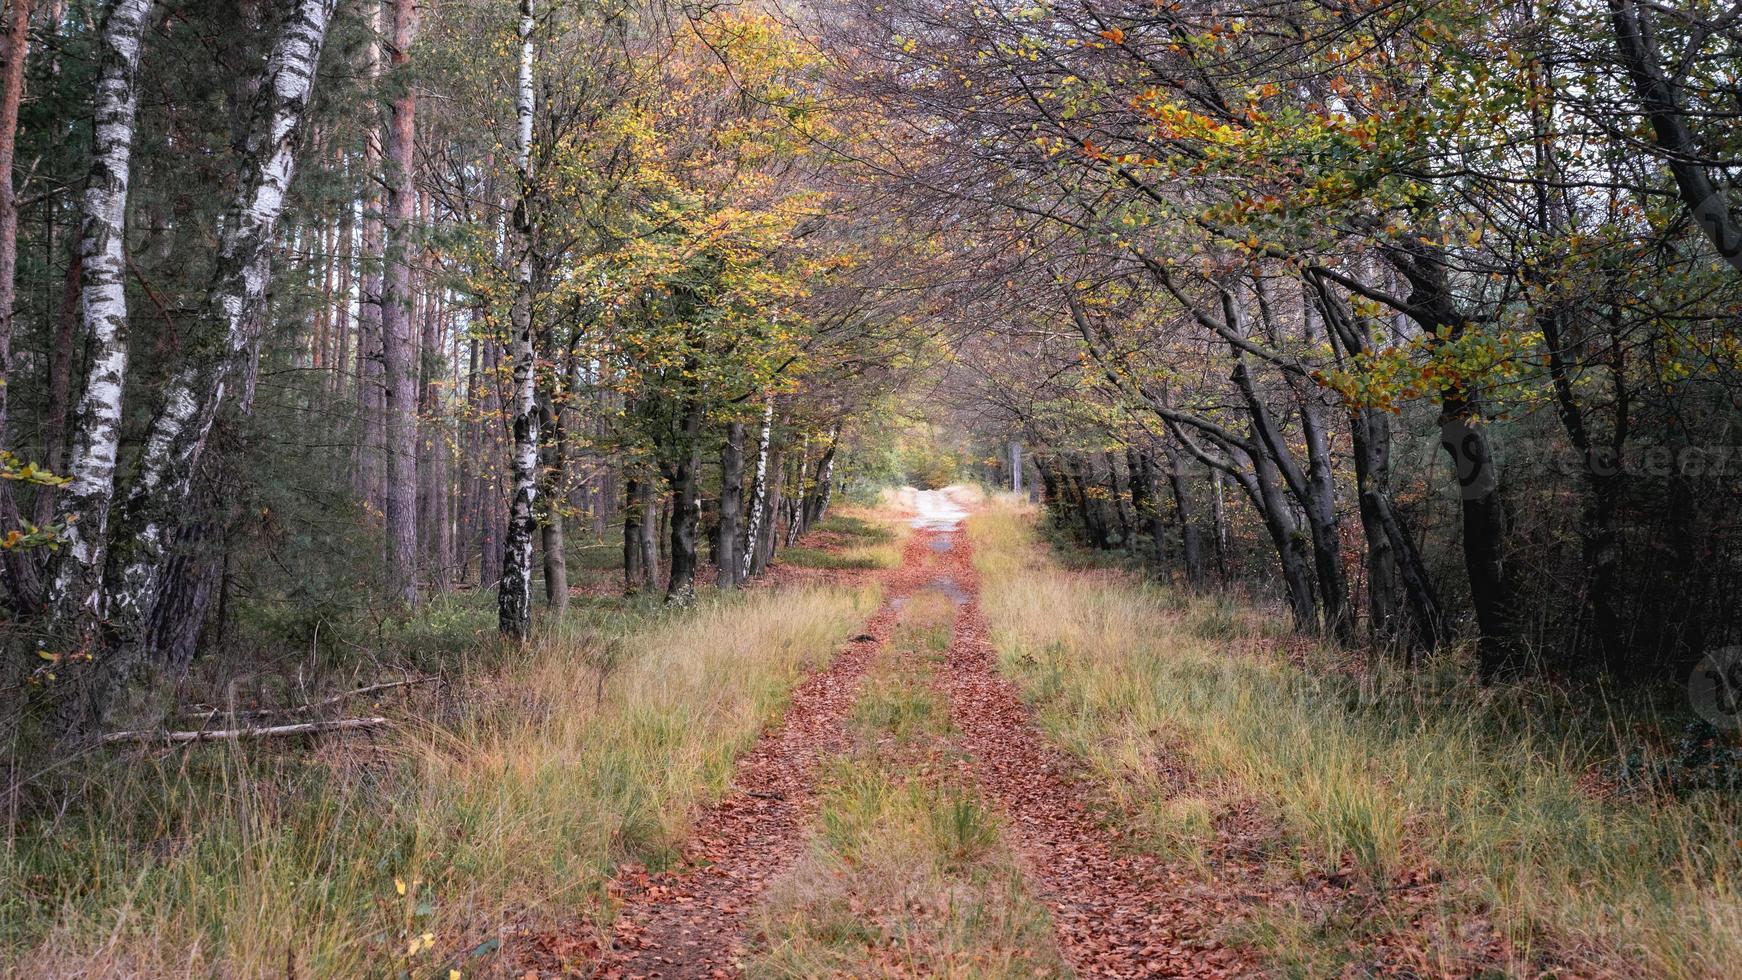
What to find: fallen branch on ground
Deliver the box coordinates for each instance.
[100,717,391,745]
[178,676,436,722]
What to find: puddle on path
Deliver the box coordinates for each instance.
[926,574,969,606]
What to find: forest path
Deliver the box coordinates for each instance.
[932,518,1257,979]
[592,525,946,978]
[593,491,1254,978]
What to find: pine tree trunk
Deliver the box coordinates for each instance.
[380,0,420,607]
[355,2,384,510]
[0,0,36,616]
[48,0,153,627]
[0,0,31,441]
[34,250,81,530]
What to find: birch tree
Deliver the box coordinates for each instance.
[54,0,341,733]
[48,0,154,626]
[497,0,538,639]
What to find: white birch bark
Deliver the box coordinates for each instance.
[49,0,153,623]
[739,395,774,582]
[497,0,539,638]
[100,0,340,632]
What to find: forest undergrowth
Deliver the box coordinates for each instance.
[971,503,1742,977]
[0,514,899,978]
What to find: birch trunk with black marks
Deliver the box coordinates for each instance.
[740,396,772,581]
[380,0,419,607]
[48,0,153,627]
[497,0,537,639]
[56,0,337,734]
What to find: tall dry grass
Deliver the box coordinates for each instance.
[751,588,1066,978]
[2,583,876,978]
[970,505,1742,977]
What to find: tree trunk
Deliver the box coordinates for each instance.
[664,402,703,603]
[538,388,567,611]
[418,278,450,590]
[355,1,384,510]
[1210,468,1230,577]
[1389,242,1526,679]
[717,420,745,588]
[0,0,37,620]
[637,470,660,589]
[1609,0,1742,271]
[623,473,645,592]
[496,0,537,638]
[1106,451,1132,547]
[0,0,31,441]
[54,1,338,735]
[801,427,838,530]
[753,439,783,575]
[48,0,153,627]
[1126,447,1154,561]
[33,249,81,530]
[1237,444,1318,633]
[380,0,420,608]
[740,397,773,581]
[1308,273,1446,652]
[1230,356,1351,640]
[1164,450,1205,587]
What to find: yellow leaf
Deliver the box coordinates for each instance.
[395,878,407,896]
